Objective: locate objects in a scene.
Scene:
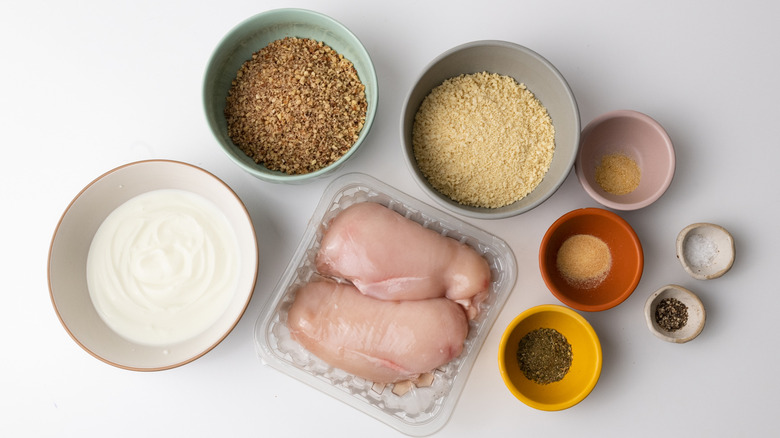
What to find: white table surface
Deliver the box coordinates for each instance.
[3,0,778,436]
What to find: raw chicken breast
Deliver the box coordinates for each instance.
[287,279,469,384]
[316,202,491,319]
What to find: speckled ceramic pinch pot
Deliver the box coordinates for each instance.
[645,284,706,343]
[676,222,735,280]
[401,40,580,219]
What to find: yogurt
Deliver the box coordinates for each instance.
[86,189,240,346]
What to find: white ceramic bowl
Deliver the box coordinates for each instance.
[400,40,580,219]
[676,223,735,280]
[644,284,705,343]
[48,160,258,370]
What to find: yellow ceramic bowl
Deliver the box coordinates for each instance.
[498,305,602,411]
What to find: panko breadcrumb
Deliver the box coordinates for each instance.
[412,72,555,208]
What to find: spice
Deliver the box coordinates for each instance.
[655,298,688,332]
[224,37,367,175]
[556,234,612,288]
[683,233,718,268]
[516,328,572,384]
[595,153,641,195]
[412,72,555,208]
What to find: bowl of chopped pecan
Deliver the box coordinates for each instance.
[204,8,378,183]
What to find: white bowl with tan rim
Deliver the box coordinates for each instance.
[48,160,258,371]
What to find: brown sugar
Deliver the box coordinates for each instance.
[595,153,641,195]
[556,234,612,288]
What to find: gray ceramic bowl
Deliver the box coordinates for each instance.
[400,41,580,219]
[203,9,378,184]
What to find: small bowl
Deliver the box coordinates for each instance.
[498,304,602,411]
[400,40,580,219]
[539,208,644,312]
[644,284,706,343]
[575,110,675,210]
[203,8,378,184]
[676,223,735,280]
[48,160,258,370]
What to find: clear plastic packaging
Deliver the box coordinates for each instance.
[254,173,517,436]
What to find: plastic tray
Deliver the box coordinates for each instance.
[254,173,517,436]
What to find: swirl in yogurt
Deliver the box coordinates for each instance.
[86,189,240,346]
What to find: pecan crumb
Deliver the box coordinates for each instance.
[225,37,367,175]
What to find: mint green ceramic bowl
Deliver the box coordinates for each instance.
[203,8,378,184]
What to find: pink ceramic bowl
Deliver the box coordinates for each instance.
[575,110,675,210]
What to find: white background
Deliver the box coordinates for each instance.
[2,0,778,436]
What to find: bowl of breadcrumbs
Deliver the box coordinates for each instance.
[204,9,378,183]
[401,40,580,219]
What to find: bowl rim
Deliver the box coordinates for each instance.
[47,159,259,371]
[202,7,379,184]
[539,207,644,312]
[498,304,602,411]
[400,39,580,219]
[644,284,706,343]
[575,109,675,210]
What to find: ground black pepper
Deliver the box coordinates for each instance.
[655,298,688,332]
[516,328,572,385]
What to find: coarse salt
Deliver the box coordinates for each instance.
[683,233,718,268]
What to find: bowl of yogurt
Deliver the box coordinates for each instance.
[48,160,258,371]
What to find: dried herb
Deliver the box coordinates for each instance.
[655,298,688,332]
[516,328,572,385]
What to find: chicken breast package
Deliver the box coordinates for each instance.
[254,173,517,436]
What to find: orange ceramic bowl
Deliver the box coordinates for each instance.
[539,208,643,312]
